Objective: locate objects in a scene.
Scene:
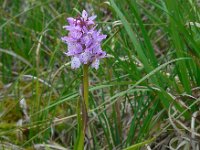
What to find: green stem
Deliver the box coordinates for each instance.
[74,65,89,150]
[83,64,89,110]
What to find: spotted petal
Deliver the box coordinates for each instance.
[71,57,81,69]
[82,10,88,21]
[91,59,100,70]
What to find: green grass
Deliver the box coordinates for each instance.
[0,0,200,149]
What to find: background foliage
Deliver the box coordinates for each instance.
[0,0,200,149]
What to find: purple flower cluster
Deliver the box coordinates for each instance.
[61,10,107,69]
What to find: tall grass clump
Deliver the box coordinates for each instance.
[0,0,200,149]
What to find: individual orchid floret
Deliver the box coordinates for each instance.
[61,10,107,69]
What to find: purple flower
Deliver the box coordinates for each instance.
[61,10,107,69]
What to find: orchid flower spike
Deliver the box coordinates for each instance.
[61,10,107,70]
